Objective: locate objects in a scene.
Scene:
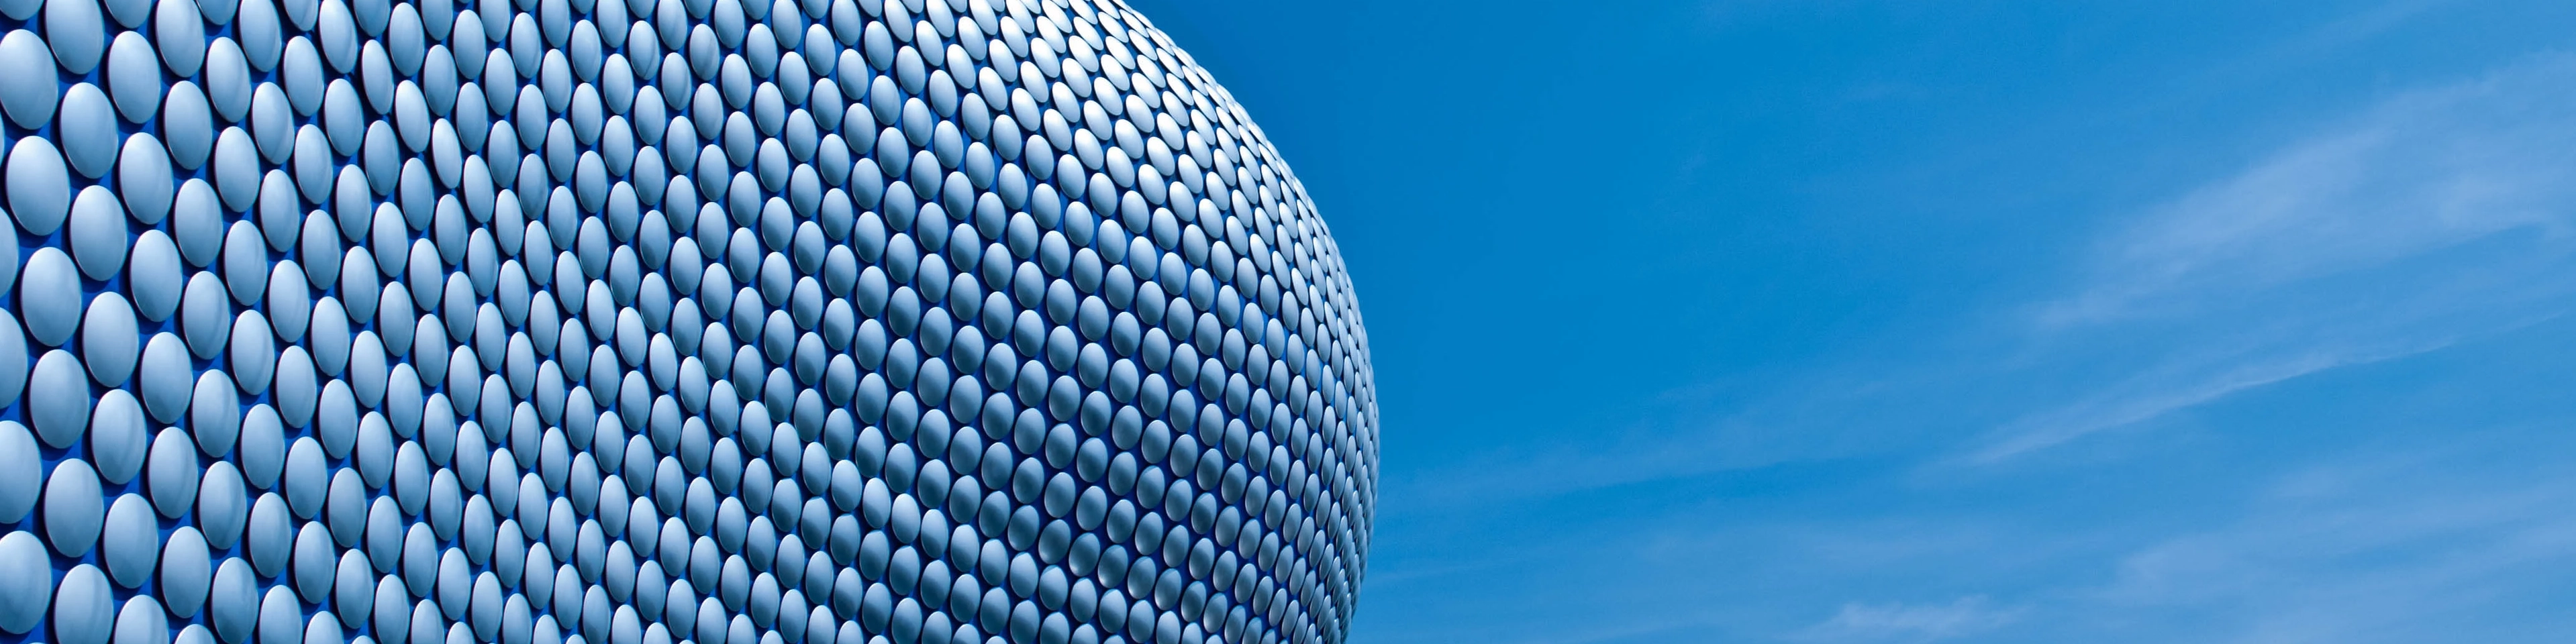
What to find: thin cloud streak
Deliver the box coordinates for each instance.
[1794,596,2025,643]
[1962,339,2448,464]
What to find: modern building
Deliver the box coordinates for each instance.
[0,1,1378,644]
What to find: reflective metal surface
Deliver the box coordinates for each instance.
[0,1,1379,644]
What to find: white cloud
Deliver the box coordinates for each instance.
[1971,54,2576,462]
[1963,339,2453,464]
[2092,441,2576,644]
[1795,596,2024,643]
[2042,55,2576,327]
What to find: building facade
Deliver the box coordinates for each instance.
[0,1,1378,644]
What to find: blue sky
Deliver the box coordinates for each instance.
[1124,1,2576,642]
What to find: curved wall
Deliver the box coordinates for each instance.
[0,1,1379,644]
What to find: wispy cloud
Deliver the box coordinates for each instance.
[2038,58,2576,326]
[1963,339,2452,463]
[1794,596,2024,643]
[1391,52,2576,502]
[2091,438,2576,644]
[1347,4,2576,643]
[1969,53,2576,462]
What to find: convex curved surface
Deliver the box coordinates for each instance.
[0,0,1382,643]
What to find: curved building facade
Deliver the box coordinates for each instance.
[0,1,1378,644]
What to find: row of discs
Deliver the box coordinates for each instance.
[0,2,1380,644]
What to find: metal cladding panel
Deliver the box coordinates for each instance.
[0,1,1381,644]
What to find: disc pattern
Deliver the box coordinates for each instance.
[0,1,1382,644]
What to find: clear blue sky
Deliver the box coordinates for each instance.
[1125,1,2576,643]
